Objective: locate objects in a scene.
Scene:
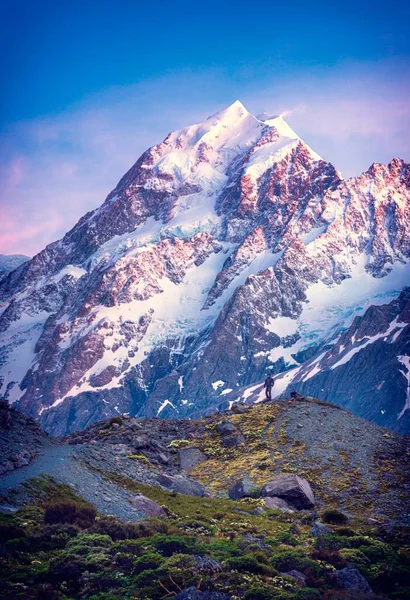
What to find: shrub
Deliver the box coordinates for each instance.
[0,522,26,542]
[339,548,370,566]
[321,509,348,525]
[270,548,321,575]
[112,539,142,555]
[311,547,347,569]
[27,523,80,550]
[244,585,276,600]
[208,538,242,560]
[334,526,355,537]
[44,501,96,528]
[134,567,161,587]
[133,552,164,574]
[296,589,321,600]
[65,532,112,554]
[90,516,141,540]
[148,534,204,557]
[227,554,274,576]
[244,585,294,600]
[313,534,347,552]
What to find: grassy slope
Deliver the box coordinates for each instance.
[0,397,409,599]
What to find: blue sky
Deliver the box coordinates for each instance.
[1,0,409,254]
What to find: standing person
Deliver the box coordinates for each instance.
[264,373,274,401]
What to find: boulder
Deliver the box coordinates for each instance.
[175,588,230,600]
[281,570,306,586]
[222,433,245,447]
[13,450,32,468]
[132,434,150,449]
[229,477,259,500]
[261,475,315,509]
[264,496,295,512]
[231,404,248,414]
[193,555,223,574]
[216,421,236,435]
[130,494,168,518]
[178,448,207,471]
[310,521,332,538]
[152,451,171,465]
[157,473,208,497]
[335,566,372,594]
[253,506,266,515]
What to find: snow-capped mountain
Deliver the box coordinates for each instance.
[0,101,409,434]
[0,255,30,281]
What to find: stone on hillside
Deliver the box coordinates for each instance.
[261,474,315,509]
[264,496,295,512]
[335,566,372,594]
[231,404,248,414]
[311,521,332,537]
[193,555,223,574]
[229,477,259,500]
[175,588,230,600]
[216,421,236,435]
[132,435,149,449]
[152,451,170,465]
[281,570,306,586]
[130,494,168,518]
[157,473,208,497]
[13,450,32,468]
[222,433,245,447]
[178,447,206,471]
[253,506,266,515]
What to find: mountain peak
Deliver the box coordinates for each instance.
[207,99,251,125]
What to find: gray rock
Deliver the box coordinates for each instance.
[216,421,236,435]
[193,555,223,574]
[14,450,32,468]
[281,569,306,586]
[130,494,168,518]
[132,435,149,449]
[152,451,171,465]
[261,474,315,509]
[157,473,208,497]
[335,566,372,593]
[231,404,248,414]
[178,448,207,471]
[241,534,268,550]
[229,476,259,500]
[175,588,230,600]
[264,496,295,512]
[222,433,245,447]
[253,506,266,515]
[310,521,332,537]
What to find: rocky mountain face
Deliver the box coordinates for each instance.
[0,101,409,434]
[228,287,410,433]
[0,255,30,281]
[0,400,51,476]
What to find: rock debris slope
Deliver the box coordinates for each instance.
[0,101,409,433]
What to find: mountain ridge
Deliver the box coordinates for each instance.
[0,101,409,434]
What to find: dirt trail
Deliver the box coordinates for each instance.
[0,444,146,521]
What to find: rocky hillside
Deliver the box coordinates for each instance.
[0,397,409,599]
[0,400,52,477]
[224,288,410,433]
[0,101,409,434]
[0,255,30,281]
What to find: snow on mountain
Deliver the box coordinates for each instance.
[0,254,30,280]
[0,101,409,434]
[232,287,410,433]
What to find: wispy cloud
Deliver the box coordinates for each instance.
[1,60,409,255]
